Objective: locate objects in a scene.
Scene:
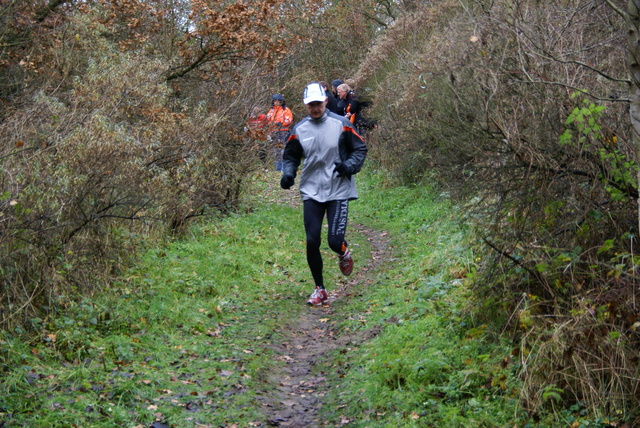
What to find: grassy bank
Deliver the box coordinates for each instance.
[0,173,317,427]
[1,169,524,427]
[319,172,521,427]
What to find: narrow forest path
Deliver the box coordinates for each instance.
[253,175,392,427]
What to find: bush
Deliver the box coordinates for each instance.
[0,40,260,331]
[351,0,639,423]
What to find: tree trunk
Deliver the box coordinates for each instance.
[627,0,640,233]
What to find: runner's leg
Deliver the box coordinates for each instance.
[303,199,327,288]
[327,199,349,255]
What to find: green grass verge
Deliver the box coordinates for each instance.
[317,171,522,427]
[0,169,527,427]
[0,179,318,427]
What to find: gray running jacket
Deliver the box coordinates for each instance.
[282,111,367,202]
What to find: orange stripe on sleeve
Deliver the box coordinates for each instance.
[343,126,364,142]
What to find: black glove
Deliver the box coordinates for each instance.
[334,162,349,177]
[280,174,294,189]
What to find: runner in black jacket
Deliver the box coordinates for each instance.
[336,83,360,124]
[320,81,339,114]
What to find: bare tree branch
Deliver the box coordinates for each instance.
[512,78,630,103]
[604,0,626,18]
[36,0,67,22]
[362,11,388,28]
[530,51,630,84]
[165,50,249,81]
[482,237,552,296]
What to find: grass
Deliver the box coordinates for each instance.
[316,172,522,427]
[0,168,529,427]
[0,182,317,427]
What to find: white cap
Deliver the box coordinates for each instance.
[303,83,327,104]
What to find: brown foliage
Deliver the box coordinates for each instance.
[167,0,295,80]
[271,0,386,106]
[0,1,282,329]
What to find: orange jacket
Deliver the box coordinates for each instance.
[266,105,293,132]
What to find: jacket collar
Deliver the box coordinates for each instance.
[309,111,328,124]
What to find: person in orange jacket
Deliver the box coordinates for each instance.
[266,94,293,171]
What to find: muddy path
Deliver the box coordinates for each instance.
[254,218,391,427]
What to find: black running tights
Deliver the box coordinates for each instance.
[303,199,349,289]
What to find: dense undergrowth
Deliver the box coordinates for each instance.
[349,2,640,422]
[0,169,623,427]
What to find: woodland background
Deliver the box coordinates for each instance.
[2,0,640,423]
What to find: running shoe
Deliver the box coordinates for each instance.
[338,248,353,276]
[307,287,328,306]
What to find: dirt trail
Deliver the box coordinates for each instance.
[254,180,391,427]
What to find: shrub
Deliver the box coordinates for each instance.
[0,42,260,331]
[351,0,639,423]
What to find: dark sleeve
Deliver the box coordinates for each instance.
[348,98,360,115]
[338,126,367,175]
[336,99,346,116]
[326,93,338,114]
[282,134,303,178]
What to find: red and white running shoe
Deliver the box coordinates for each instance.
[307,287,328,306]
[338,249,354,276]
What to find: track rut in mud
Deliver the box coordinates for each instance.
[255,220,391,427]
